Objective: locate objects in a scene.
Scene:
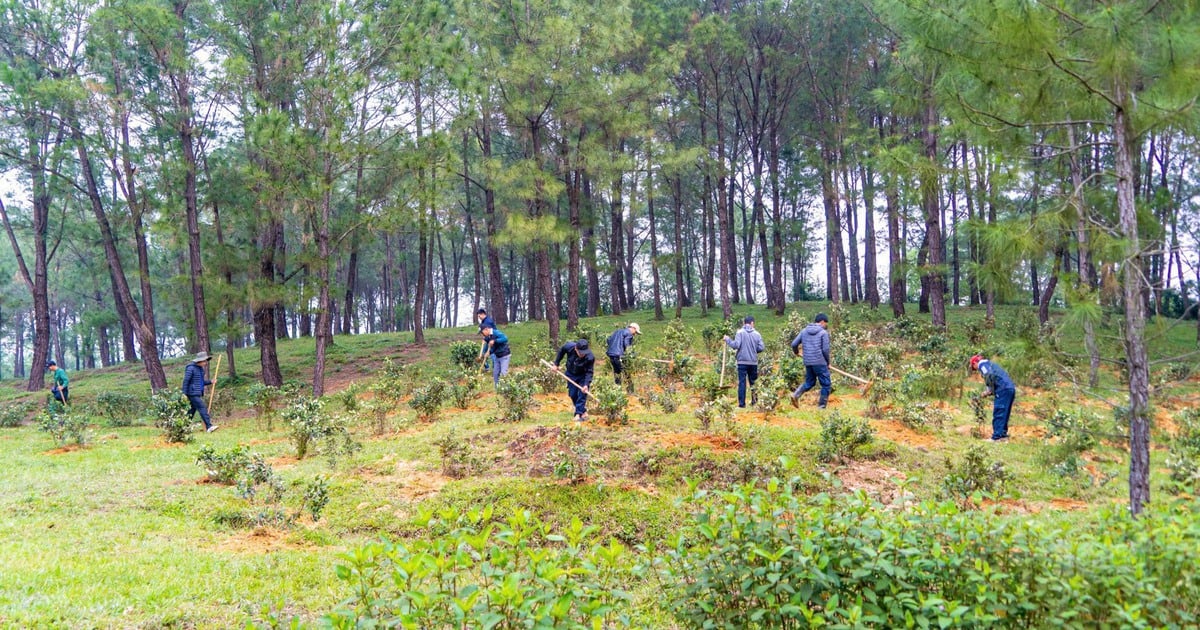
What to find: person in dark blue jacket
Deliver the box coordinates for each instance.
[604,322,640,384]
[970,354,1016,441]
[553,339,595,422]
[789,313,832,409]
[480,325,511,387]
[476,308,497,370]
[182,352,217,433]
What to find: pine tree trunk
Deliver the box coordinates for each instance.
[648,170,664,321]
[862,162,880,308]
[921,92,946,328]
[886,171,905,318]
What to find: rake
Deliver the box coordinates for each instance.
[830,365,874,395]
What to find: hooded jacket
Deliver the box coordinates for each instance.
[725,325,765,365]
[182,362,211,397]
[791,323,831,366]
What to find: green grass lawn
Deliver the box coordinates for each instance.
[0,301,1195,627]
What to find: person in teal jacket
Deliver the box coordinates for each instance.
[46,360,69,405]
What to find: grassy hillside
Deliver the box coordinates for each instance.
[0,301,1197,627]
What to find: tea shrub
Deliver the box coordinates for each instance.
[303,477,330,522]
[245,384,284,431]
[893,401,952,431]
[0,402,36,428]
[326,508,634,628]
[408,377,447,422]
[591,379,628,426]
[447,372,480,409]
[661,319,694,354]
[38,408,91,447]
[573,321,607,344]
[283,397,358,463]
[700,316,738,351]
[336,383,362,413]
[648,384,681,414]
[449,340,480,369]
[196,444,265,485]
[816,411,874,463]
[940,444,1012,506]
[95,392,143,427]
[523,334,564,391]
[752,374,780,412]
[660,477,1200,629]
[689,369,725,403]
[492,371,540,423]
[899,366,963,400]
[694,398,733,434]
[236,456,284,503]
[149,390,194,444]
[551,425,592,483]
[432,428,481,479]
[1040,409,1099,477]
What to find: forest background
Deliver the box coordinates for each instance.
[1,0,1199,519]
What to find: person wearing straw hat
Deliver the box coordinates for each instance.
[605,322,641,384]
[183,352,218,433]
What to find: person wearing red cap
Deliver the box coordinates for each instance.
[970,354,1015,441]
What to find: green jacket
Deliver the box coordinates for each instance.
[51,367,69,389]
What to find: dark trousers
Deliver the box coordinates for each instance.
[736,364,759,407]
[992,388,1015,439]
[187,394,213,429]
[607,354,624,383]
[794,365,832,407]
[51,387,69,404]
[567,382,588,416]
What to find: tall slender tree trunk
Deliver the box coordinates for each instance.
[672,174,686,318]
[567,166,582,331]
[648,169,664,321]
[920,92,946,328]
[820,151,842,304]
[582,174,601,316]
[862,162,880,308]
[476,113,507,325]
[609,172,626,316]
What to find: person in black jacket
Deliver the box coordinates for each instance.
[553,339,595,422]
[182,352,217,433]
[605,322,640,384]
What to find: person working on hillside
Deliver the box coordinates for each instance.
[970,354,1016,441]
[723,316,765,408]
[790,313,832,409]
[605,322,641,384]
[46,360,69,405]
[183,352,218,433]
[552,339,595,422]
[476,308,497,370]
[480,324,511,387]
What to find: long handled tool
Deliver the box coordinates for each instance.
[830,365,873,394]
[646,358,676,369]
[719,345,728,388]
[538,359,598,400]
[208,353,223,410]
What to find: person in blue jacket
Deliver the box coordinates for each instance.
[605,322,640,384]
[970,354,1016,441]
[480,324,511,387]
[476,308,497,369]
[182,352,218,433]
[723,316,765,408]
[553,339,595,422]
[789,313,832,409]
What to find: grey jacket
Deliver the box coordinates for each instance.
[725,325,765,365]
[791,324,830,366]
[606,328,634,357]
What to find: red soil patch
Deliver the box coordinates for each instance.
[216,526,308,554]
[1048,498,1090,511]
[870,419,940,449]
[1009,425,1047,440]
[655,432,742,452]
[129,440,187,451]
[356,457,450,501]
[1154,408,1180,435]
[42,444,88,455]
[834,460,907,503]
[268,455,300,467]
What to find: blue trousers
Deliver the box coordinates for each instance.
[567,382,588,416]
[736,364,759,407]
[187,394,213,429]
[491,354,510,387]
[992,388,1015,439]
[794,365,831,406]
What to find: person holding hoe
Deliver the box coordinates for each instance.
[790,313,832,409]
[605,322,641,384]
[46,360,69,406]
[183,352,218,433]
[480,324,511,387]
[723,316,765,408]
[970,354,1015,441]
[552,338,595,422]
[476,308,497,370]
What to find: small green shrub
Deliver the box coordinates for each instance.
[0,402,36,428]
[591,379,628,425]
[492,371,540,423]
[95,392,143,427]
[899,367,963,401]
[551,425,592,484]
[447,373,480,409]
[893,401,952,431]
[694,398,733,434]
[523,334,565,391]
[752,374,780,412]
[303,477,330,522]
[940,444,1012,506]
[407,378,447,422]
[1040,409,1099,477]
[245,384,284,431]
[662,318,695,355]
[689,369,725,403]
[449,340,481,369]
[700,316,738,351]
[326,508,634,628]
[816,411,874,463]
[433,428,482,479]
[149,390,193,444]
[648,384,681,413]
[236,456,284,503]
[283,397,358,462]
[196,444,264,485]
[336,384,362,413]
[38,408,91,447]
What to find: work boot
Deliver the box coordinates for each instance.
[790,394,799,409]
